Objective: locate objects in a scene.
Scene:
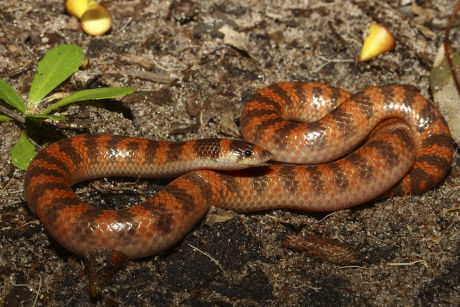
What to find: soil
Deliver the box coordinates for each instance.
[0,0,459,306]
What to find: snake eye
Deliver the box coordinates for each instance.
[244,149,252,157]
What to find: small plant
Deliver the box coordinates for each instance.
[0,44,134,170]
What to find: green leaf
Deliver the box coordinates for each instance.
[28,44,84,110]
[0,78,26,114]
[0,115,13,121]
[41,87,135,114]
[11,131,37,170]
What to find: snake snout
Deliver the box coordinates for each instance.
[259,148,273,164]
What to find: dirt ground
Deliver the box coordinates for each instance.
[0,0,459,306]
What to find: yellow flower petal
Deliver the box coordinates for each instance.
[81,2,112,36]
[65,0,88,19]
[360,24,395,62]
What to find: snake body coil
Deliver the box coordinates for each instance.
[24,82,453,259]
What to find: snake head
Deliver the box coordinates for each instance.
[191,139,271,170]
[228,140,272,167]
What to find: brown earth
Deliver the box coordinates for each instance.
[0,0,459,306]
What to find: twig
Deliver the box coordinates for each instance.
[443,0,460,97]
[339,265,366,269]
[313,55,354,73]
[188,244,226,274]
[387,260,429,268]
[10,275,42,307]
[0,104,25,124]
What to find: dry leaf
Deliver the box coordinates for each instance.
[219,25,250,53]
[430,45,460,145]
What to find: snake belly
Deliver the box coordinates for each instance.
[24,82,453,259]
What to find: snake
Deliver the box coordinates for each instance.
[24,82,453,259]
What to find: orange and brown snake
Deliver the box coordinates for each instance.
[24,82,453,259]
